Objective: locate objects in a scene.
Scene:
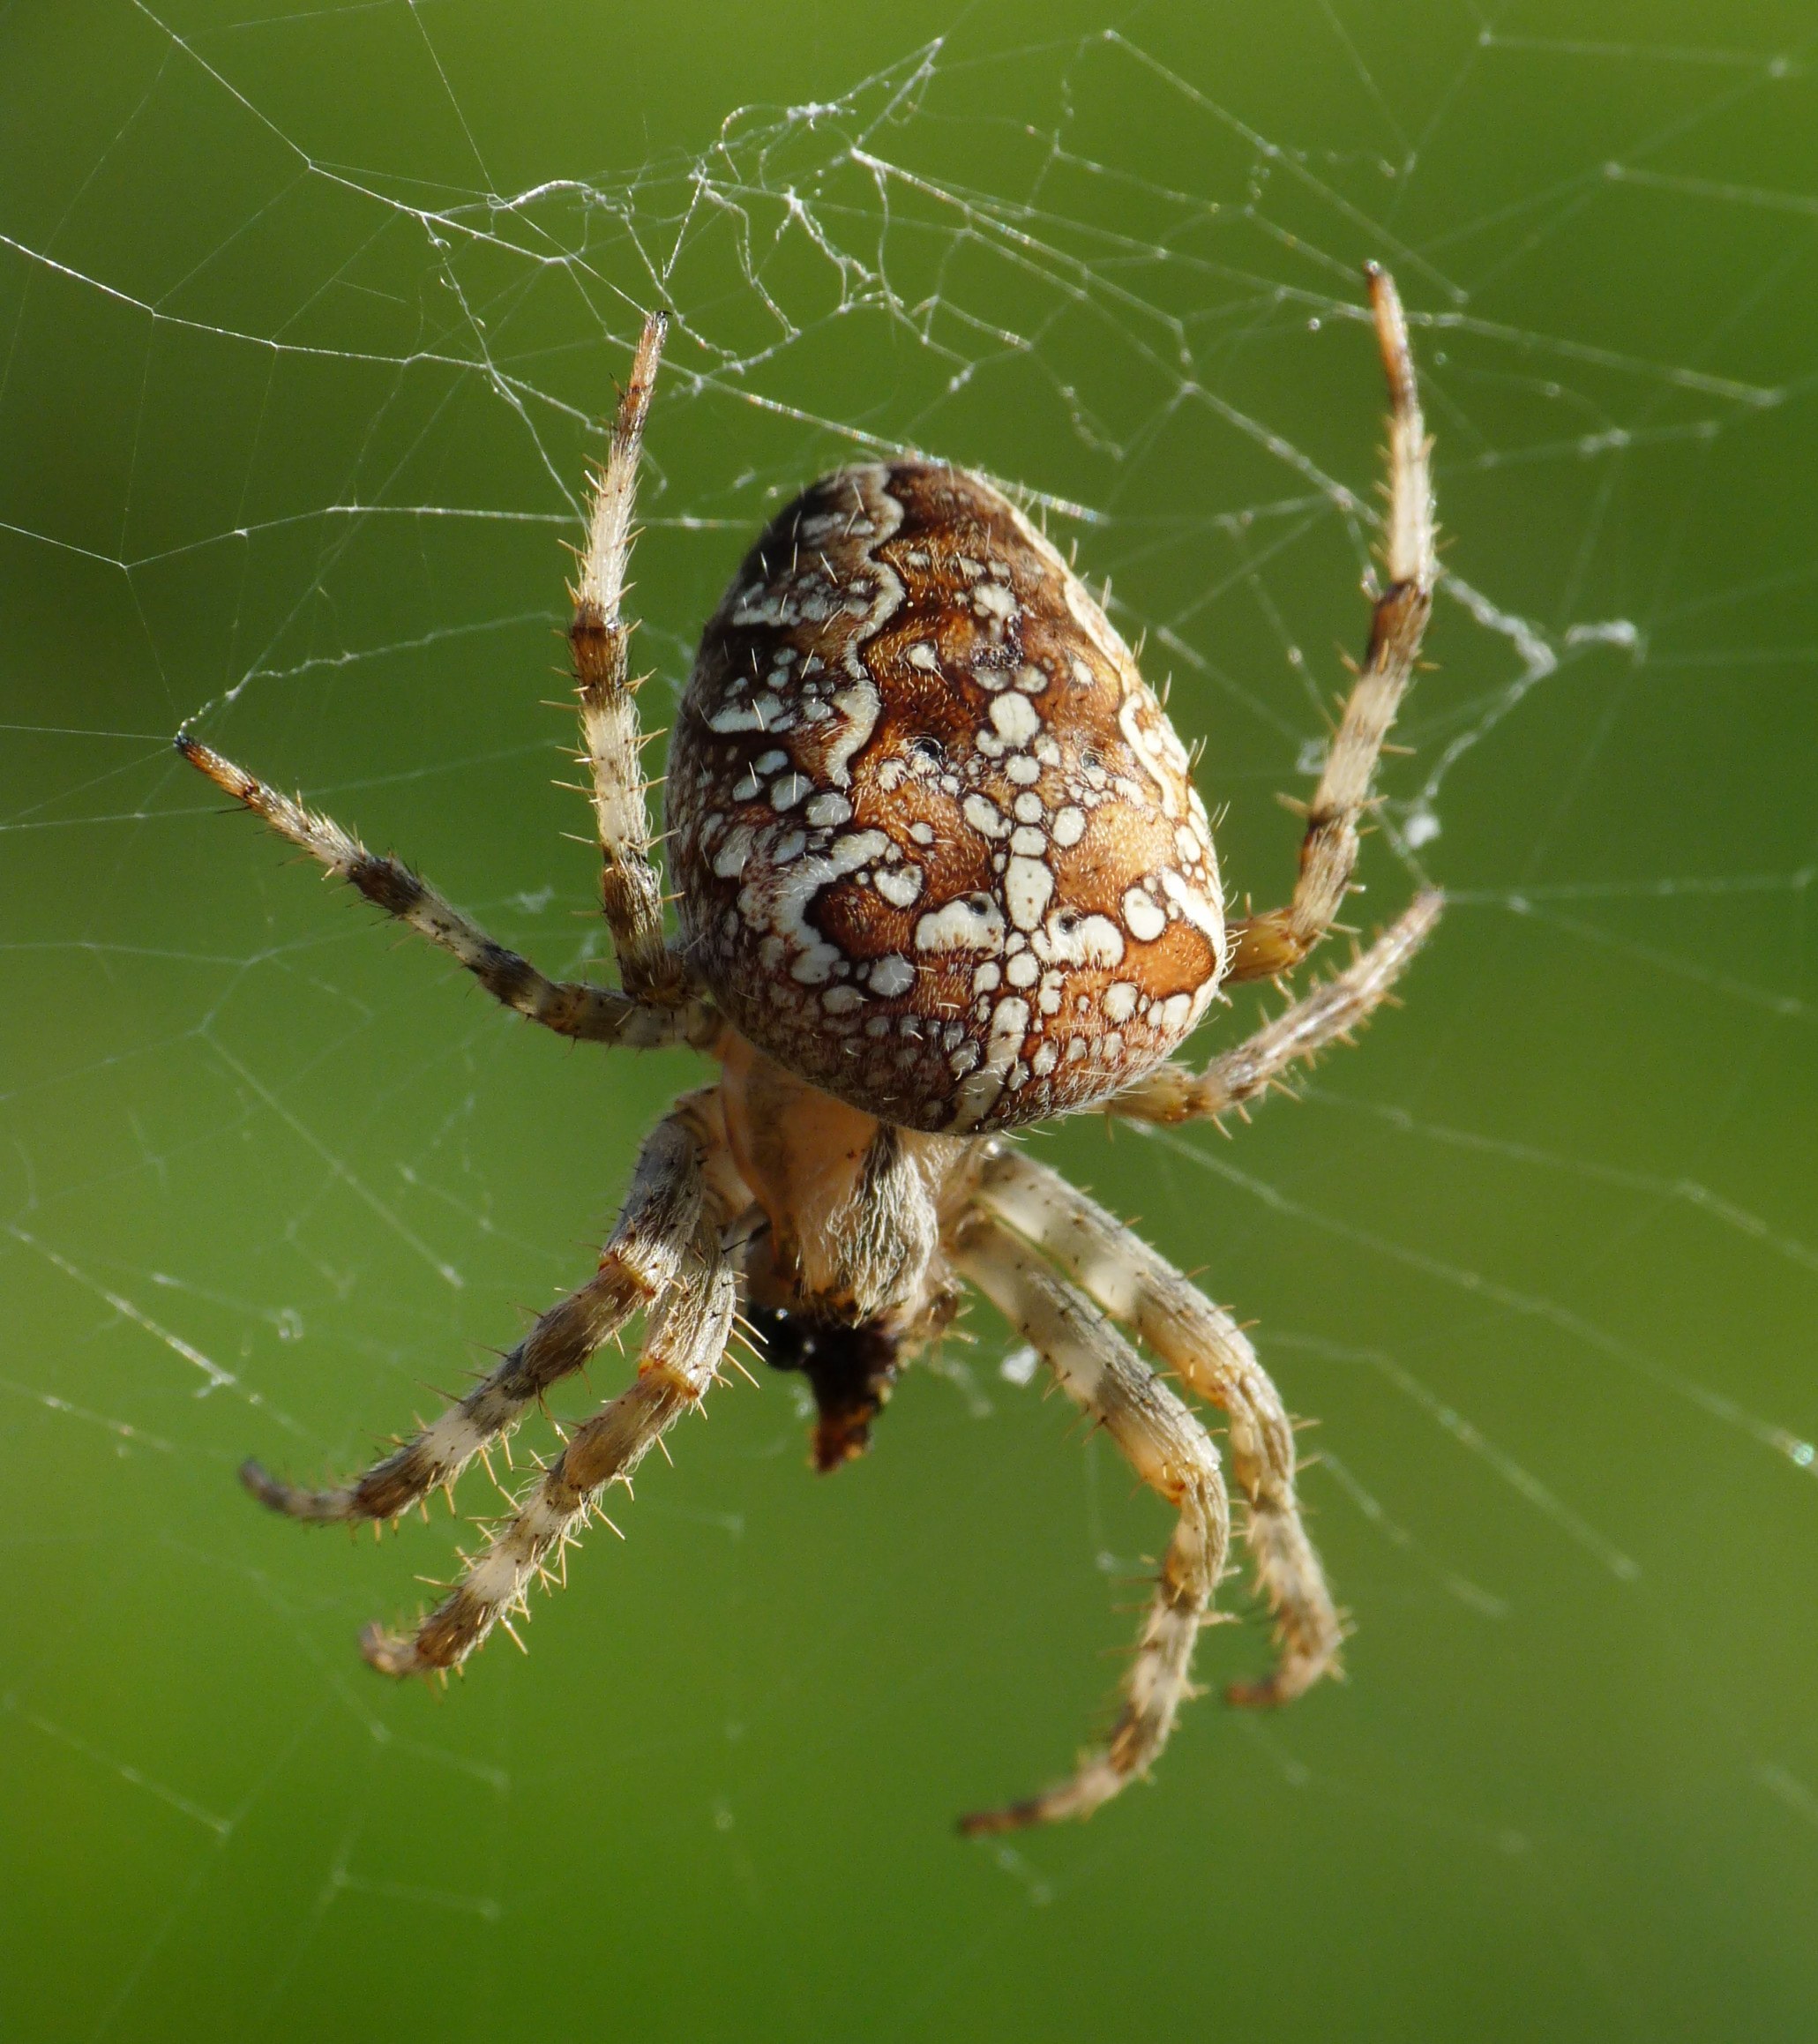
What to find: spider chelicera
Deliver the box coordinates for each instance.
[179,264,1439,1833]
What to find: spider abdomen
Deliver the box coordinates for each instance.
[669,460,1225,1133]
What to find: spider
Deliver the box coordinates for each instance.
[178,264,1439,1833]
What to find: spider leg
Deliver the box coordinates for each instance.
[972,1146,1339,1708]
[950,1212,1231,1832]
[570,313,692,1010]
[176,737,710,1048]
[1223,266,1436,984]
[1104,889,1440,1126]
[362,1210,735,1676]
[243,1098,725,1524]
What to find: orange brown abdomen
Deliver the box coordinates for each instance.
[668,460,1226,1132]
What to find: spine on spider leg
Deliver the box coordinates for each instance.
[570,312,691,1009]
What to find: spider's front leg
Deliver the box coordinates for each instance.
[951,1212,1231,1833]
[243,1095,731,1531]
[971,1147,1341,1708]
[363,1209,737,1676]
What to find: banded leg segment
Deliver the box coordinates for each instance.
[363,1216,736,1676]
[953,1214,1231,1832]
[1106,891,1440,1126]
[1224,266,1436,984]
[243,1109,713,1524]
[178,737,705,1048]
[974,1147,1341,1704]
[570,313,691,1009]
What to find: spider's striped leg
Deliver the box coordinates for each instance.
[243,1100,725,1525]
[1105,891,1440,1127]
[972,1147,1340,1708]
[1224,265,1436,984]
[362,1213,736,1676]
[569,312,692,1011]
[177,737,711,1049]
[950,1212,1231,1833]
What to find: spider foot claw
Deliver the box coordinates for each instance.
[957,1756,1125,1835]
[1225,1655,1332,1710]
[956,1799,1044,1838]
[240,1457,355,1524]
[359,1622,425,1679]
[1224,1675,1284,1709]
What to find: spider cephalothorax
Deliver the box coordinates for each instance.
[180,266,1440,1833]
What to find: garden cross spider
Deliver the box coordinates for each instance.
[178,265,1439,1833]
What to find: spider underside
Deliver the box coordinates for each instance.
[180,266,1440,1834]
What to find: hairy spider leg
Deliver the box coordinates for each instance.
[363,1211,737,1676]
[952,1213,1231,1833]
[1223,265,1438,983]
[972,1147,1340,1706]
[1104,890,1441,1126]
[175,737,707,1048]
[570,311,692,1010]
[243,1104,719,1525]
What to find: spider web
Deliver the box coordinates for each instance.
[4,3,1817,2037]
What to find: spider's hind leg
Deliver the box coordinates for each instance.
[1223,266,1436,984]
[569,312,692,1012]
[1105,890,1440,1127]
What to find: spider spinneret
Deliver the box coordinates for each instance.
[179,266,1440,1834]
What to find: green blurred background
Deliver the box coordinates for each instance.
[4,1,1815,2037]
